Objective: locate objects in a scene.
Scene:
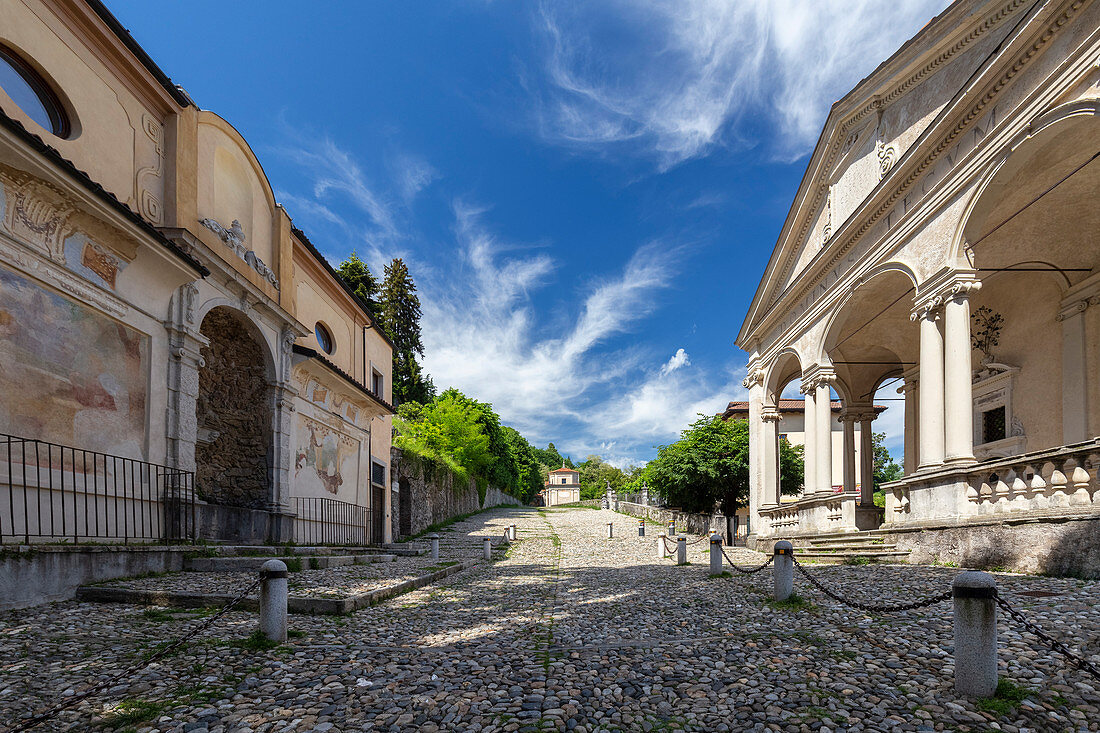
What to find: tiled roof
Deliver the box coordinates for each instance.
[292,345,395,414]
[549,467,578,474]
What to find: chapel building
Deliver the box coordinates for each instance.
[736,0,1100,574]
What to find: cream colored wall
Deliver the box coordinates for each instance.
[0,1,171,225]
[777,413,866,492]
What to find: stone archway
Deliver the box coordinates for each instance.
[195,306,272,508]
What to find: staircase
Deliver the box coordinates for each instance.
[785,531,910,565]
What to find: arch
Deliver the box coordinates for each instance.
[818,261,918,364]
[952,99,1100,264]
[193,297,276,382]
[195,306,274,509]
[764,347,805,405]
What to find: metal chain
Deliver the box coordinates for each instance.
[721,548,774,575]
[684,535,709,546]
[792,556,952,613]
[996,596,1100,681]
[9,577,263,733]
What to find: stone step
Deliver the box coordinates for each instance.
[793,550,911,565]
[213,545,391,556]
[798,543,900,553]
[185,554,396,572]
[804,536,889,547]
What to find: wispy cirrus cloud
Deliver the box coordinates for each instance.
[530,0,950,167]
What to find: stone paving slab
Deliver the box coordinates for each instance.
[1,505,1098,732]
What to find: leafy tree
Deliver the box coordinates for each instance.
[532,443,572,471]
[335,252,379,315]
[576,455,628,501]
[872,432,903,488]
[633,415,803,514]
[378,258,433,405]
[437,389,518,491]
[502,426,544,503]
[393,392,492,484]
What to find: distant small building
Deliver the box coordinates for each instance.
[542,466,580,507]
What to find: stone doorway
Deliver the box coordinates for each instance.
[195,307,272,509]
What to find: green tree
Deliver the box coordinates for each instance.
[335,252,379,315]
[576,455,628,501]
[393,391,492,484]
[533,443,571,471]
[872,432,903,487]
[502,426,544,503]
[378,258,434,405]
[437,389,518,491]
[635,415,803,514]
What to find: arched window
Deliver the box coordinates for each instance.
[314,322,334,354]
[0,44,70,138]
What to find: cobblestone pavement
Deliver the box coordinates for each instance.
[1,507,1098,732]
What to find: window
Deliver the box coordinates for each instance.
[0,44,70,138]
[314,322,333,354]
[371,369,383,396]
[371,461,385,486]
[982,406,1006,443]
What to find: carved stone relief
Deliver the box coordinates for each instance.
[135,114,164,225]
[198,217,280,289]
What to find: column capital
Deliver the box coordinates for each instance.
[761,408,783,423]
[910,294,943,322]
[742,368,765,389]
[800,369,837,393]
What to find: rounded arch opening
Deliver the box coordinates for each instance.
[195,306,274,508]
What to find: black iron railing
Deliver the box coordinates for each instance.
[1,433,195,544]
[292,496,375,546]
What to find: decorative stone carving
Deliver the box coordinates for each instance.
[741,369,765,389]
[198,217,280,290]
[0,169,74,261]
[910,295,942,322]
[875,137,896,180]
[136,114,164,225]
[183,283,199,324]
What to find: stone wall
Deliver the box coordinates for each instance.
[885,514,1100,579]
[616,502,730,541]
[196,307,271,508]
[391,448,521,538]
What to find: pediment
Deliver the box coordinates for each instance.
[741,0,1032,344]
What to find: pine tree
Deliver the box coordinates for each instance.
[335,252,379,316]
[378,258,433,404]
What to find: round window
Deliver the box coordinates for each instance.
[0,44,70,138]
[314,322,334,354]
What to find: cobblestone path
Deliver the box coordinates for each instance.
[1,506,1098,732]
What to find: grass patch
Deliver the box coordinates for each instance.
[765,593,817,612]
[308,557,321,570]
[708,571,733,579]
[283,557,303,573]
[230,630,282,652]
[287,629,305,639]
[976,679,1031,716]
[423,561,459,573]
[98,697,173,729]
[844,556,873,566]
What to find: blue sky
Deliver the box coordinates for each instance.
[114,0,948,466]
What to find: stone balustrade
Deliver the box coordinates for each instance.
[882,439,1100,526]
[759,491,861,537]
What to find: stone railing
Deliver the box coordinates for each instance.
[758,491,866,537]
[882,439,1100,526]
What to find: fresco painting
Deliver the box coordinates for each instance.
[294,415,359,497]
[0,267,148,458]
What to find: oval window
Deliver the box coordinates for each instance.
[0,44,70,138]
[315,322,334,355]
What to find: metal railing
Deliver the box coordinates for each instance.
[1,433,195,544]
[292,496,375,546]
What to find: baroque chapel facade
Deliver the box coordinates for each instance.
[0,0,395,545]
[737,0,1100,574]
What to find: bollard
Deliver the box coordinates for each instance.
[483,537,492,561]
[509,524,517,541]
[429,533,440,562]
[952,571,998,697]
[772,540,793,602]
[676,536,687,565]
[657,533,668,559]
[709,533,723,576]
[667,520,675,536]
[259,559,288,643]
[607,521,614,539]
[638,519,646,537]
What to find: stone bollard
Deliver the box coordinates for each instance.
[483,537,492,561]
[952,571,999,697]
[638,519,646,537]
[429,533,440,562]
[607,522,614,539]
[509,524,517,541]
[709,533,723,576]
[676,536,687,565]
[657,533,668,559]
[667,520,675,536]
[773,540,793,602]
[259,559,288,643]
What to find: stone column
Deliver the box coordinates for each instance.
[859,413,875,506]
[944,283,979,465]
[801,380,818,495]
[1059,299,1091,444]
[900,368,920,476]
[761,409,782,505]
[815,377,835,494]
[914,299,945,469]
[164,284,208,481]
[840,412,857,496]
[268,383,297,544]
[745,371,766,536]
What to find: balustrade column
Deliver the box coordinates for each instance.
[915,300,945,468]
[802,382,818,495]
[944,283,979,464]
[860,414,875,505]
[816,380,835,493]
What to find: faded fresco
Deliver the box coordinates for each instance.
[0,267,148,458]
[294,415,360,498]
